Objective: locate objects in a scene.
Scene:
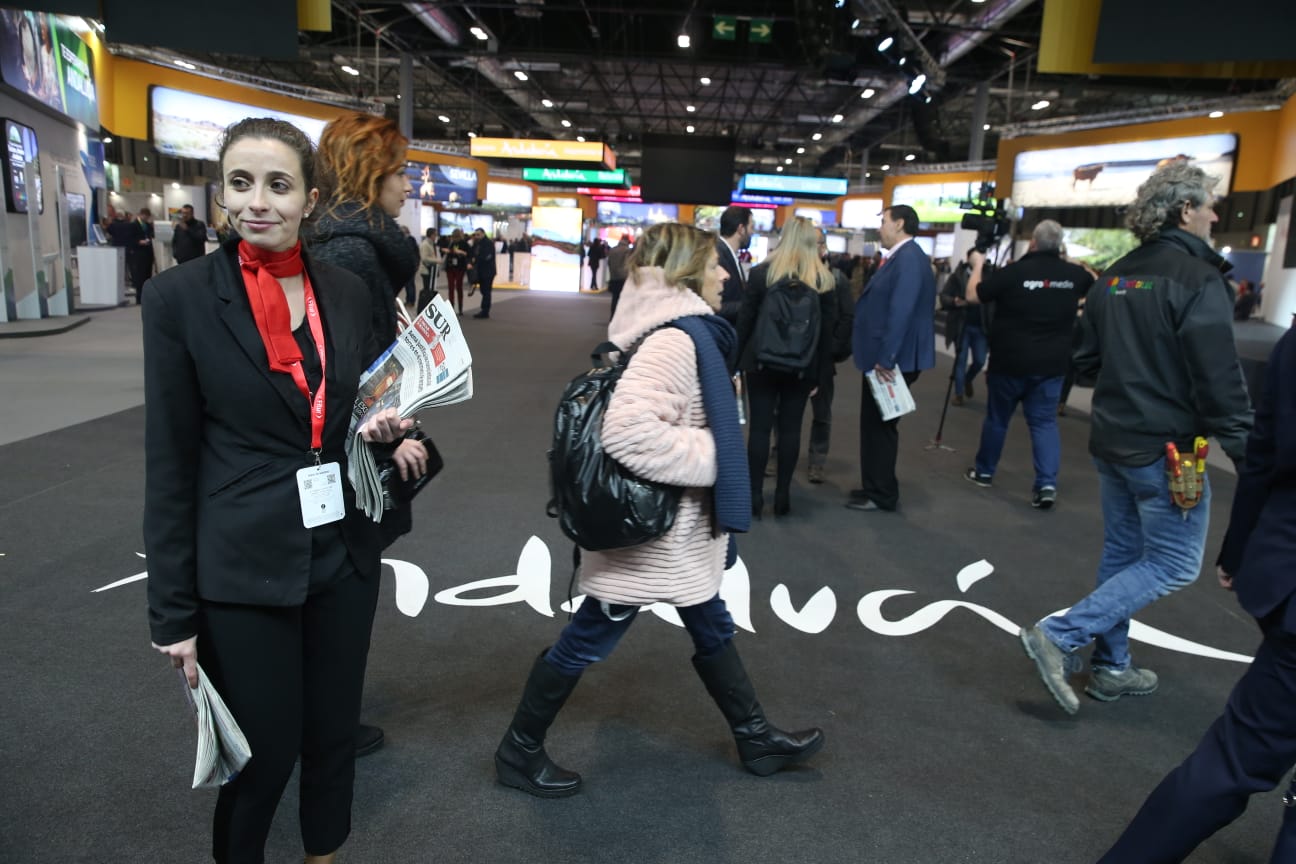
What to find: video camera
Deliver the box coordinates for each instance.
[959,183,1011,253]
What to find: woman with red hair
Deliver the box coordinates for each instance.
[309,112,428,757]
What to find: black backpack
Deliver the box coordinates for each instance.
[752,276,821,376]
[546,335,682,551]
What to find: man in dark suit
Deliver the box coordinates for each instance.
[468,226,497,319]
[846,204,936,512]
[171,204,208,264]
[716,205,752,324]
[1098,328,1296,863]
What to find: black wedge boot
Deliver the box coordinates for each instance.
[692,641,824,776]
[494,650,583,797]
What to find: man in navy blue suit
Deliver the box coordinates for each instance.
[846,204,936,512]
[1098,327,1296,862]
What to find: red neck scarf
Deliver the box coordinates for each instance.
[239,240,307,374]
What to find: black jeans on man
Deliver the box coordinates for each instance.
[857,370,920,510]
[608,278,626,319]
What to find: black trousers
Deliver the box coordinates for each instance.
[807,375,835,468]
[857,370,920,510]
[128,253,154,301]
[1098,618,1296,864]
[747,369,813,498]
[198,567,380,863]
[608,278,626,319]
[479,274,494,314]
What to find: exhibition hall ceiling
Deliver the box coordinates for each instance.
[111,0,1285,185]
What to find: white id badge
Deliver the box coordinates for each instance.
[297,462,345,528]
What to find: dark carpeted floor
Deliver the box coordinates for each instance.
[0,291,1278,863]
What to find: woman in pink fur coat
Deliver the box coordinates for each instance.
[494,223,824,798]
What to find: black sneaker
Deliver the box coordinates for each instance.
[964,468,993,488]
[1033,487,1057,509]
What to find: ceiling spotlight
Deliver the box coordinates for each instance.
[776,165,784,172]
[541,98,553,108]
[1209,110,1225,118]
[881,163,890,170]
[852,18,861,29]
[102,136,112,144]
[861,88,876,99]
[908,73,926,95]
[174,59,196,71]
[812,132,823,141]
[514,70,529,81]
[983,123,991,131]
[1221,245,1232,255]
[904,153,915,161]
[700,76,711,85]
[686,105,696,112]
[576,135,586,142]
[171,181,180,189]
[467,130,477,138]
[686,124,695,133]
[831,114,844,123]
[437,114,450,123]
[677,34,691,49]
[340,64,360,76]
[865,172,871,178]
[922,92,932,104]
[897,54,908,66]
[469,26,489,41]
[783,157,792,164]
[796,146,806,154]
[877,35,894,52]
[1031,99,1050,110]
[561,119,572,128]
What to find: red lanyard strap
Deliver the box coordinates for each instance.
[287,273,327,454]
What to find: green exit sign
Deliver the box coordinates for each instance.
[749,18,773,43]
[713,16,737,41]
[523,167,628,186]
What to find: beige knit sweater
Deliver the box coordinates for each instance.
[578,267,728,607]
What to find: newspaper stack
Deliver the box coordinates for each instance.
[347,294,474,519]
[866,369,917,421]
[181,664,252,789]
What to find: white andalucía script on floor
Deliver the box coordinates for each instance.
[98,536,1253,664]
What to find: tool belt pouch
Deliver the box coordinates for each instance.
[1166,458,1205,510]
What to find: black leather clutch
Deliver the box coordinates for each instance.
[377,430,444,510]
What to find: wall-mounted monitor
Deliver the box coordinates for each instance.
[751,209,775,232]
[65,191,86,248]
[0,10,98,128]
[438,211,493,235]
[912,236,935,256]
[484,180,533,209]
[840,197,884,230]
[825,233,847,253]
[150,86,329,162]
[1012,133,1237,208]
[739,173,848,199]
[3,118,42,214]
[891,180,984,224]
[595,200,678,226]
[794,207,838,227]
[1059,227,1140,272]
[407,162,478,205]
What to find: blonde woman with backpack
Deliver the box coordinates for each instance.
[736,217,840,517]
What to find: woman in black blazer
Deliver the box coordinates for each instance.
[735,217,840,517]
[144,118,410,864]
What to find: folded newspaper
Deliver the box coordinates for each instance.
[347,294,474,519]
[866,369,916,421]
[180,664,252,790]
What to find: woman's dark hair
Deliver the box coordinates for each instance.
[217,118,318,193]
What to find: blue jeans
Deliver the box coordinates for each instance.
[974,373,1064,490]
[1040,457,1210,670]
[954,324,987,396]
[545,594,736,677]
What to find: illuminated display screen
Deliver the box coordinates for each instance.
[840,197,883,230]
[406,162,479,204]
[151,86,328,161]
[739,173,848,197]
[1012,134,1237,208]
[523,167,627,185]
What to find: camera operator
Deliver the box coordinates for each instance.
[961,219,1094,509]
[939,248,989,407]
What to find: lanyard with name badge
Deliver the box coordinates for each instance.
[288,275,344,529]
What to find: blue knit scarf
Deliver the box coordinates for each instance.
[670,315,751,549]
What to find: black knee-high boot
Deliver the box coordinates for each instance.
[495,650,583,797]
[692,641,824,776]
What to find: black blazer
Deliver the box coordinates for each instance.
[1218,328,1296,629]
[716,237,744,323]
[143,240,383,645]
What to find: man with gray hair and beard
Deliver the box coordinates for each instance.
[962,219,1094,509]
[1011,163,1252,717]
